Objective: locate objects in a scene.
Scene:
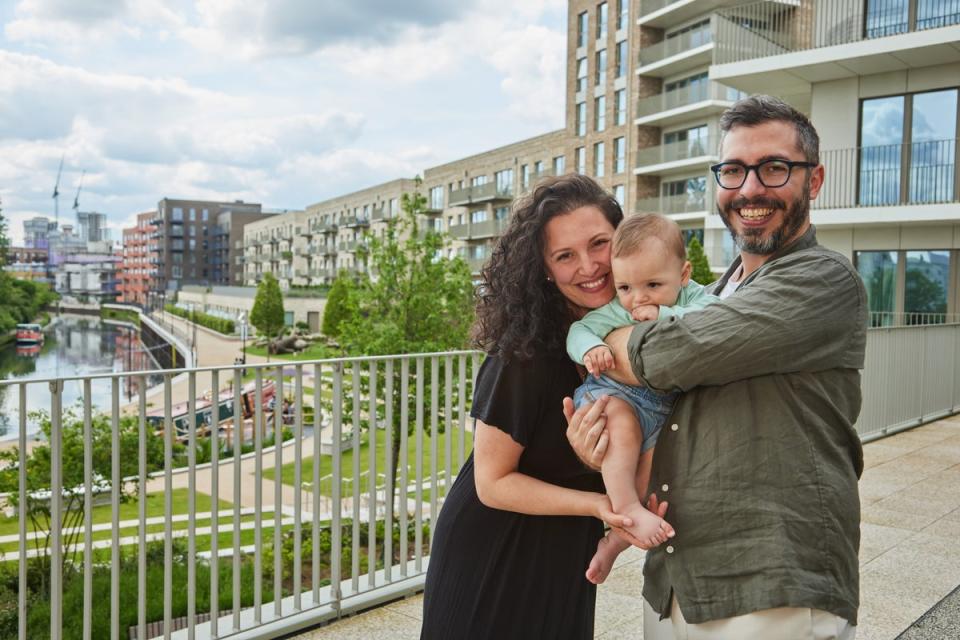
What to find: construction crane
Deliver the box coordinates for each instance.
[52,155,64,227]
[72,169,86,213]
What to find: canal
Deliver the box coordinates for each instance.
[0,314,165,441]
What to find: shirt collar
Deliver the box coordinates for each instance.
[712,224,819,293]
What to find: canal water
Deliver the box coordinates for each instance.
[0,314,165,441]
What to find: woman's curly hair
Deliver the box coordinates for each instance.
[472,174,623,361]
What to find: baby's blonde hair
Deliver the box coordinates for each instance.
[612,213,686,261]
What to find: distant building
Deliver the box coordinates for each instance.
[3,245,50,283]
[23,216,54,249]
[117,212,156,307]
[76,211,109,243]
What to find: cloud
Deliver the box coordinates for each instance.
[4,0,183,45]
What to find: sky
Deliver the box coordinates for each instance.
[0,0,568,245]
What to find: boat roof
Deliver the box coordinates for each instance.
[16,324,42,330]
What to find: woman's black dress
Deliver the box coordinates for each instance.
[420,353,605,639]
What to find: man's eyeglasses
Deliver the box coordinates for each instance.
[709,159,818,190]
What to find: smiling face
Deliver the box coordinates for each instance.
[543,205,617,315]
[612,238,691,313]
[716,120,824,258]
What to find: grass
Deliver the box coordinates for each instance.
[0,489,231,539]
[244,341,338,362]
[263,427,474,493]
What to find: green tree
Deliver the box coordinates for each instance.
[0,196,9,266]
[250,272,286,355]
[687,236,716,285]
[322,271,357,338]
[0,410,165,598]
[331,184,475,511]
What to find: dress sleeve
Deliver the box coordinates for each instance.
[469,354,542,447]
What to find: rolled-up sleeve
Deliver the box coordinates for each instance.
[627,251,867,393]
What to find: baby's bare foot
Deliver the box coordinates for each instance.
[621,501,674,548]
[585,532,630,584]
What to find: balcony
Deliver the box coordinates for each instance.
[635,137,718,175]
[636,23,714,77]
[4,325,960,639]
[447,182,514,207]
[338,240,367,252]
[340,216,370,229]
[811,138,960,223]
[371,205,387,221]
[635,189,714,221]
[315,222,338,234]
[711,0,960,95]
[635,81,738,126]
[639,0,737,28]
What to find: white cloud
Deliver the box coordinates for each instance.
[4,0,184,46]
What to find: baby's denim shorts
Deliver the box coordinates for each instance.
[573,374,677,453]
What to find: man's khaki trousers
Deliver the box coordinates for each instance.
[642,597,856,640]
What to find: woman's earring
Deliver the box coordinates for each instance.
[546,276,553,282]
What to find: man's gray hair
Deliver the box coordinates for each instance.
[719,95,820,164]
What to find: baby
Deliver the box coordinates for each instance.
[566,213,718,583]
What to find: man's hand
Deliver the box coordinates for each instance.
[583,345,614,378]
[563,395,610,471]
[630,304,660,322]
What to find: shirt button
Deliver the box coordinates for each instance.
[661,484,669,492]
[670,423,678,431]
[666,545,675,554]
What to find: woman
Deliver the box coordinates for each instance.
[421,175,629,639]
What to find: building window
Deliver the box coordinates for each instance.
[665,71,709,101]
[906,250,951,317]
[471,175,489,187]
[553,155,566,174]
[859,88,958,206]
[613,184,625,205]
[389,197,398,215]
[576,57,588,93]
[595,96,606,132]
[577,11,588,47]
[172,207,183,222]
[666,19,711,48]
[577,102,587,136]
[663,124,710,158]
[615,89,626,126]
[534,160,544,174]
[471,209,488,224]
[856,251,898,323]
[595,49,607,85]
[614,137,626,173]
[597,2,608,39]
[575,147,586,174]
[495,169,514,192]
[429,186,444,210]
[617,0,629,30]
[521,164,530,188]
[615,41,627,78]
[594,142,605,177]
[494,206,510,220]
[660,176,708,213]
[202,209,209,221]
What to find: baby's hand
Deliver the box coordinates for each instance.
[630,305,660,322]
[583,346,614,378]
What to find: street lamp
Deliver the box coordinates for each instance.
[238,311,247,366]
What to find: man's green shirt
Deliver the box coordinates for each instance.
[627,226,867,625]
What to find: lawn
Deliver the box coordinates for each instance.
[244,342,338,362]
[263,427,474,494]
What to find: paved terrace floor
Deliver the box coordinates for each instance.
[295,415,960,640]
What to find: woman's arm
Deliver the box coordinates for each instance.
[473,419,631,529]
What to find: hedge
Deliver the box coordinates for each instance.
[164,304,235,335]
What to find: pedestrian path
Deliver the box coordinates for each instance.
[294,415,960,640]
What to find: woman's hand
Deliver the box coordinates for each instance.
[593,494,634,530]
[563,395,610,471]
[612,494,670,550]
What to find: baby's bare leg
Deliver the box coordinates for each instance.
[601,399,672,546]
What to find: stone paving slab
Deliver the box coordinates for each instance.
[296,419,960,639]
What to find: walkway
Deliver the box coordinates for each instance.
[294,415,960,640]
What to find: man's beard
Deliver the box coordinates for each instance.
[717,183,810,255]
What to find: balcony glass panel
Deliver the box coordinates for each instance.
[866,0,909,38]
[859,95,904,206]
[917,0,960,29]
[905,250,950,318]
[910,89,957,203]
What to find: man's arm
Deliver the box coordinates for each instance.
[626,252,867,392]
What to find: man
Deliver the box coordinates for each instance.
[566,95,866,639]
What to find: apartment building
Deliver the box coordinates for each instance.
[117,211,156,307]
[225,0,959,323]
[149,198,274,295]
[242,209,307,288]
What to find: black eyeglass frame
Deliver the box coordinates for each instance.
[709,159,819,190]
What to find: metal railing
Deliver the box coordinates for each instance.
[635,137,718,168]
[635,190,714,216]
[639,24,713,67]
[868,311,960,327]
[813,139,958,209]
[714,0,960,65]
[635,81,735,119]
[447,182,514,207]
[2,352,480,640]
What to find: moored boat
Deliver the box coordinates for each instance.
[15,323,44,344]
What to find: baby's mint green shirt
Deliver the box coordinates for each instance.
[566,280,717,364]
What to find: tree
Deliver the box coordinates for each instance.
[0,197,9,266]
[322,271,357,339]
[250,272,286,355]
[331,184,475,511]
[0,410,165,598]
[687,236,716,285]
